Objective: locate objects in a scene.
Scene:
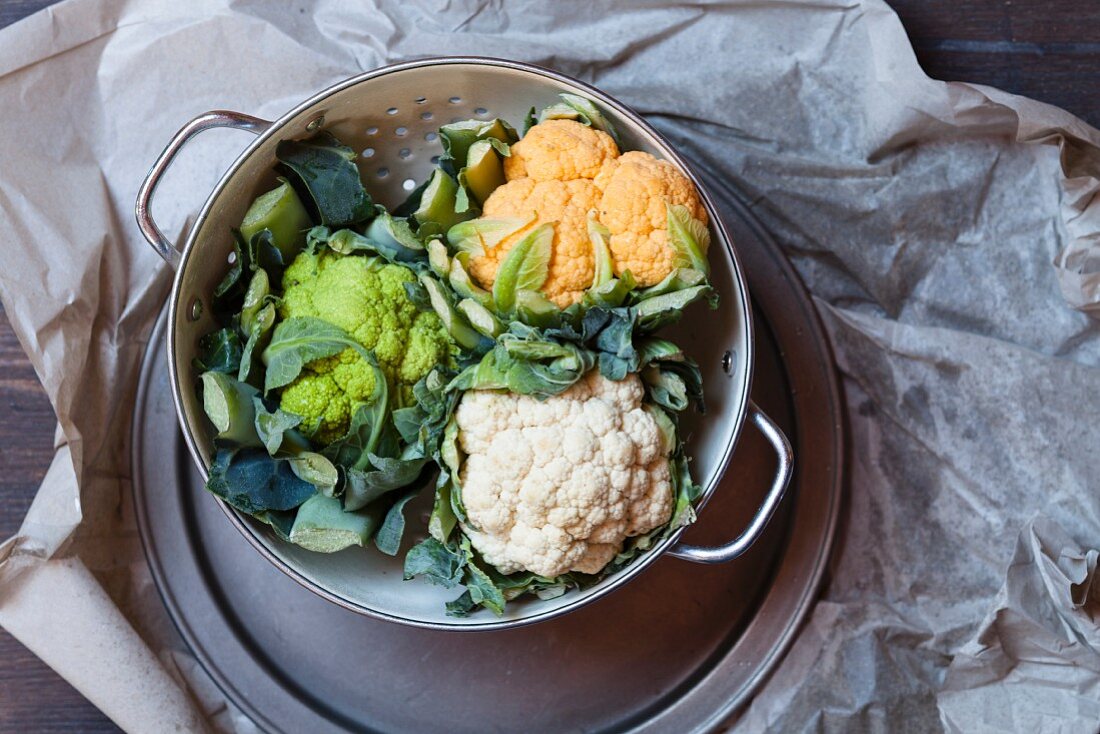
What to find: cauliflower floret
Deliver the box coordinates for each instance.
[454,371,673,578]
[594,151,709,286]
[503,118,619,182]
[469,119,709,303]
[471,177,603,307]
[277,249,453,442]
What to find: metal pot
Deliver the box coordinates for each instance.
[135,57,793,630]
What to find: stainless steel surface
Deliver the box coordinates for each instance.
[135,110,272,267]
[143,56,774,628]
[131,174,844,731]
[668,403,793,564]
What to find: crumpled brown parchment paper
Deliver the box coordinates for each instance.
[1,1,1098,731]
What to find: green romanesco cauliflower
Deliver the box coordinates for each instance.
[277,248,453,443]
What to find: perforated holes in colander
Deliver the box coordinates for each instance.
[351,95,497,207]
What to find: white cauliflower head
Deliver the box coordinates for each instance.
[453,371,673,578]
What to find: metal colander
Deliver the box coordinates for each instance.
[135,57,792,630]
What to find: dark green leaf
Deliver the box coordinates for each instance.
[254,508,296,541]
[206,448,316,514]
[373,486,421,556]
[404,537,466,587]
[460,537,506,616]
[276,132,374,227]
[392,368,458,457]
[593,308,638,380]
[392,407,422,446]
[343,453,428,511]
[464,564,506,615]
[194,329,243,374]
[244,229,286,288]
[402,280,432,312]
[444,590,476,617]
[483,565,574,601]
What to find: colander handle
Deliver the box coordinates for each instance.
[667,402,793,564]
[136,110,272,268]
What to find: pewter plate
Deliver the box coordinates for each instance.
[131,181,843,733]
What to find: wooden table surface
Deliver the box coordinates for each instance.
[1,0,1098,731]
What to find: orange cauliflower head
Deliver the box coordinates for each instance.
[503,119,619,182]
[594,151,708,287]
[470,178,602,307]
[468,119,709,306]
